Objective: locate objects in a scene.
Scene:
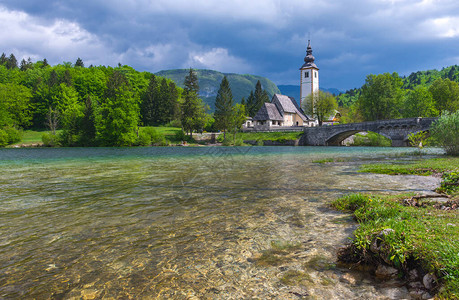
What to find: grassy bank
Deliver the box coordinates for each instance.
[332,193,458,298]
[360,157,459,176]
[236,131,303,143]
[332,157,459,298]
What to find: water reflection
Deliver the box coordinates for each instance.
[0,147,441,299]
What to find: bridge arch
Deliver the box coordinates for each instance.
[326,130,391,146]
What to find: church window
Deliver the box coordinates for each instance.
[315,71,317,78]
[305,71,309,78]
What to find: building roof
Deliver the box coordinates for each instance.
[252,103,284,121]
[272,94,310,121]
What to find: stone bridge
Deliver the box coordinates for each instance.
[299,117,438,146]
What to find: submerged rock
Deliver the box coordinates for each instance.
[422,273,437,290]
[375,264,398,280]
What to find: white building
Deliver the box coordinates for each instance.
[245,41,321,130]
[300,40,319,108]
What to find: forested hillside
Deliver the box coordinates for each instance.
[156,69,280,111]
[336,65,459,123]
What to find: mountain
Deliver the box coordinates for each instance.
[155,69,280,111]
[277,85,343,103]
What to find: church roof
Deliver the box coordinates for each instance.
[272,94,310,121]
[252,103,284,121]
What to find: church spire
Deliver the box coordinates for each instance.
[303,40,315,65]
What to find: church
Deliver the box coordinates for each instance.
[244,41,324,130]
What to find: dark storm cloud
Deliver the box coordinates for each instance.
[1,0,459,90]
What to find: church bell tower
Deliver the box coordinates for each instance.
[300,40,319,107]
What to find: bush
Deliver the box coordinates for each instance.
[4,127,22,144]
[166,119,181,128]
[0,129,8,147]
[431,111,459,156]
[42,132,59,147]
[352,131,391,147]
[138,127,167,146]
[136,131,151,146]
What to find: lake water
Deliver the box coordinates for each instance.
[0,147,442,299]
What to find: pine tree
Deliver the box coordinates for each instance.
[141,75,159,126]
[80,96,96,146]
[184,68,199,95]
[75,57,84,68]
[181,69,207,137]
[0,53,7,65]
[48,70,59,87]
[241,97,246,107]
[168,81,180,122]
[214,76,233,139]
[6,54,18,69]
[246,90,256,117]
[63,69,73,86]
[20,59,28,71]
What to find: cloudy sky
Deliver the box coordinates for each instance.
[1,0,459,90]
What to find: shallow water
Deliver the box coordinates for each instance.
[0,147,442,299]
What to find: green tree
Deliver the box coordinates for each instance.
[6,54,18,69]
[302,90,338,126]
[229,103,247,143]
[57,84,82,146]
[181,91,208,137]
[75,57,84,68]
[79,96,97,146]
[181,68,208,136]
[214,76,233,139]
[403,86,438,117]
[0,53,7,65]
[96,71,140,146]
[0,83,32,128]
[431,111,459,156]
[184,68,199,94]
[358,72,403,121]
[141,74,158,126]
[429,78,459,114]
[246,90,256,117]
[253,80,270,114]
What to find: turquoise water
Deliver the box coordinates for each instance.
[0,147,442,299]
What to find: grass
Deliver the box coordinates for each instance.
[360,157,459,176]
[12,127,183,146]
[331,193,459,299]
[235,131,303,143]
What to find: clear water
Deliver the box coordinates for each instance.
[0,147,442,299]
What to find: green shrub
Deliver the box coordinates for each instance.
[353,131,391,146]
[222,138,232,146]
[0,129,8,147]
[42,132,59,147]
[234,138,245,146]
[4,127,22,144]
[431,111,459,156]
[166,119,181,128]
[136,131,152,146]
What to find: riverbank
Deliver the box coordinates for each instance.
[332,157,459,299]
